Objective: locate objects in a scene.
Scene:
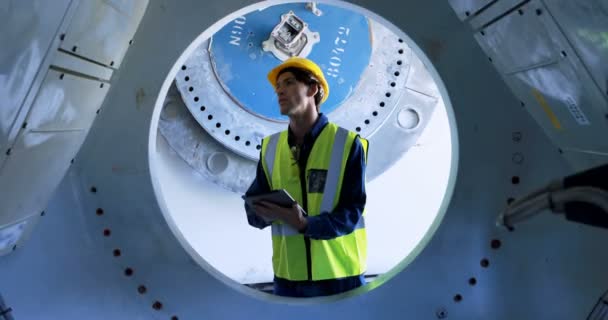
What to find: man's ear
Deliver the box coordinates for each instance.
[307,83,319,98]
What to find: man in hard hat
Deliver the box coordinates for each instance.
[244,57,369,298]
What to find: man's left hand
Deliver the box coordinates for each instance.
[253,201,308,232]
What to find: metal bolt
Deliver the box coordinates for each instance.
[512,132,522,142]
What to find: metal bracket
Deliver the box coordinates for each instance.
[262,11,320,60]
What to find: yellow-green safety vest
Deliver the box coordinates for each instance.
[260,122,369,281]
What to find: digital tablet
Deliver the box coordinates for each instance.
[242,189,297,208]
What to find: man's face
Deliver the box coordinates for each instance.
[275,72,311,116]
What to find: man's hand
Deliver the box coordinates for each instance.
[253,201,308,232]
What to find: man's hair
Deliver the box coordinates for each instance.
[277,67,325,111]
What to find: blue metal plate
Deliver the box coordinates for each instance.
[210,3,371,121]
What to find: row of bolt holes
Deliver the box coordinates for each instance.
[180,39,405,136]
[92,187,179,320]
[353,38,405,132]
[182,64,262,150]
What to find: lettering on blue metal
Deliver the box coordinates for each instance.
[326,27,350,79]
[229,16,247,46]
[210,3,372,120]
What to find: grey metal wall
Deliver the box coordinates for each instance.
[1,0,607,319]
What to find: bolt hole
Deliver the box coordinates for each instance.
[379,102,385,107]
[96,208,104,216]
[364,119,370,125]
[103,229,111,237]
[181,65,187,70]
[520,101,525,107]
[185,76,190,81]
[561,51,567,57]
[465,11,470,16]
[152,301,163,310]
[21,122,27,129]
[518,9,524,15]
[507,197,515,205]
[60,74,64,80]
[245,141,251,146]
[454,294,463,303]
[469,278,477,286]
[110,61,114,66]
[60,34,65,41]
[511,176,520,185]
[188,87,193,92]
[215,122,221,128]
[386,92,391,98]
[200,106,206,111]
[100,83,104,88]
[480,30,485,36]
[125,268,133,276]
[372,111,378,116]
[90,186,97,193]
[394,71,400,77]
[356,127,361,132]
[72,46,77,52]
[225,130,230,135]
[41,211,46,216]
[207,115,213,120]
[536,8,543,15]
[489,57,493,62]
[398,49,404,54]
[397,60,402,65]
[390,82,396,87]
[256,144,261,150]
[235,136,240,141]
[171,316,179,320]
[113,249,121,257]
[129,40,133,45]
[194,97,199,102]
[138,285,147,294]
[491,239,502,249]
[481,258,490,268]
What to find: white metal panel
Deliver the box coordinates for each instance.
[0,215,41,256]
[0,0,72,163]
[0,69,108,227]
[473,0,608,167]
[543,0,608,100]
[447,0,496,21]
[51,50,113,81]
[59,0,149,68]
[475,3,561,74]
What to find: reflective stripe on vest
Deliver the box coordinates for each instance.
[272,216,367,237]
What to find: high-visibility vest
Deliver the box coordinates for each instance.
[260,122,368,281]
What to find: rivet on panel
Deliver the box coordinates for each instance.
[454,294,463,303]
[138,285,147,294]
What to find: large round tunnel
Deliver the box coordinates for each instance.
[1,0,608,319]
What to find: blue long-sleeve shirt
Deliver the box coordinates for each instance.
[244,113,367,240]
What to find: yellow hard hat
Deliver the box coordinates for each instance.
[267,57,330,104]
